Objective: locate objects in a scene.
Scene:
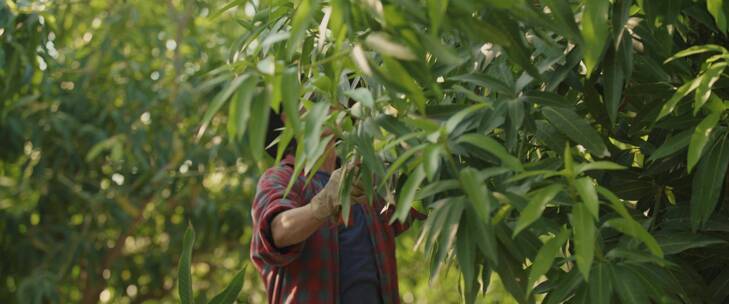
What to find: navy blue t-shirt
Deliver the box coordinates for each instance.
[339,204,382,303]
[318,172,382,303]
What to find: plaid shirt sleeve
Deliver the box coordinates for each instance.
[250,166,306,267]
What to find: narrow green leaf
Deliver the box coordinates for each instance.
[527,227,569,294]
[416,179,459,200]
[542,107,610,157]
[344,88,374,109]
[612,265,650,303]
[197,75,247,139]
[648,129,692,161]
[456,216,477,303]
[691,135,729,230]
[394,165,426,223]
[665,44,727,63]
[449,73,514,96]
[708,0,728,32]
[365,32,417,61]
[281,67,301,131]
[657,78,700,121]
[655,232,726,255]
[459,167,493,223]
[423,144,441,181]
[604,49,622,126]
[604,218,663,257]
[581,0,610,76]
[589,262,613,304]
[575,177,599,220]
[465,205,499,265]
[543,0,582,41]
[249,91,271,162]
[458,134,524,171]
[287,0,320,59]
[209,269,245,304]
[178,224,195,304]
[687,111,721,172]
[426,0,448,34]
[226,77,256,140]
[596,186,632,220]
[574,161,626,175]
[514,184,563,236]
[445,103,489,133]
[693,62,727,114]
[571,203,595,281]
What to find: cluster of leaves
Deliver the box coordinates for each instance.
[1,1,266,303]
[208,0,729,302]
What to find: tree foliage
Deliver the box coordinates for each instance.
[205,0,729,302]
[4,0,729,303]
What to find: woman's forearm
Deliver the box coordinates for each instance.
[271,204,325,248]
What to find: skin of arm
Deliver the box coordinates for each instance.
[271,204,326,248]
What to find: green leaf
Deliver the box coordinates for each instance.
[693,62,727,114]
[648,129,692,161]
[574,161,626,175]
[575,177,599,220]
[657,78,700,121]
[197,75,247,139]
[208,269,245,304]
[527,227,569,294]
[589,262,613,304]
[456,216,477,303]
[665,44,727,63]
[303,102,330,171]
[655,232,726,255]
[365,32,417,61]
[394,165,426,223]
[571,203,595,281]
[612,265,650,304]
[465,205,499,265]
[287,0,320,59]
[178,224,195,304]
[381,143,427,185]
[687,111,721,172]
[249,90,271,162]
[542,107,610,157]
[514,184,563,236]
[281,67,301,131]
[581,0,610,76]
[416,179,459,200]
[543,0,582,41]
[426,0,448,34]
[459,167,493,223]
[458,134,524,171]
[604,218,663,257]
[604,40,628,125]
[690,135,729,229]
[449,73,513,96]
[344,88,374,109]
[227,76,257,141]
[708,0,728,32]
[596,186,632,220]
[423,144,441,181]
[445,103,489,133]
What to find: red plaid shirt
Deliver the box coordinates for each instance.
[250,155,423,304]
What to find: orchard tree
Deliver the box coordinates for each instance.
[203,0,729,303]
